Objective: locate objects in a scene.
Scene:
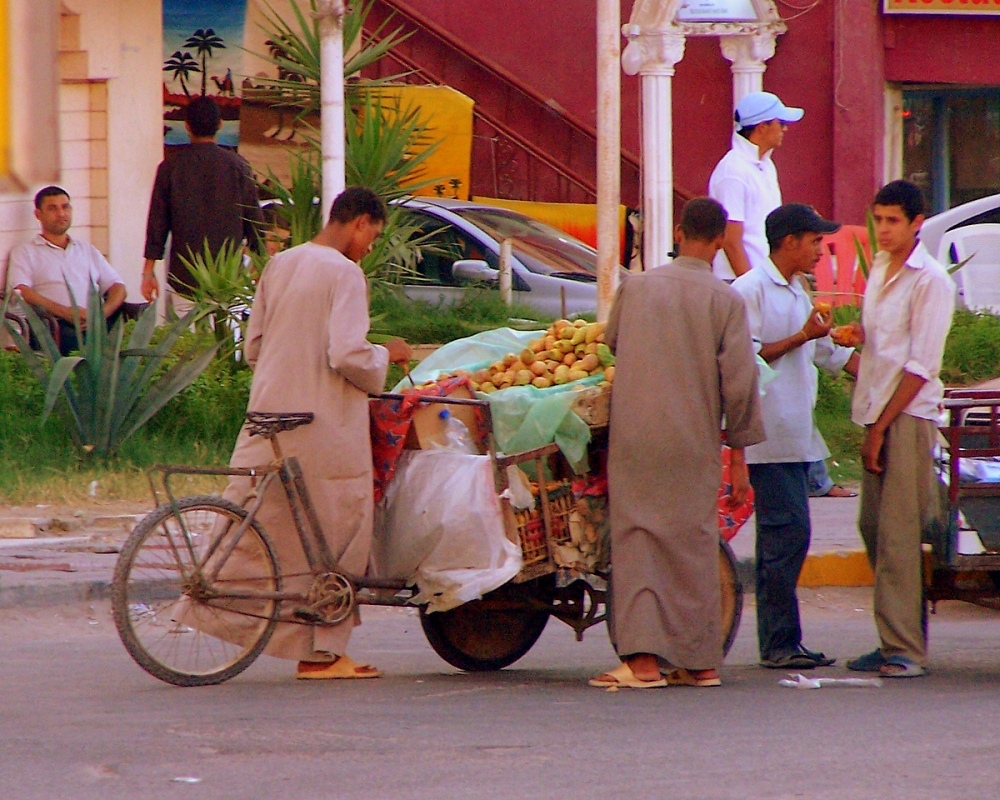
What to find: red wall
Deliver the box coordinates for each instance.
[885,16,1000,83]
[395,3,1000,227]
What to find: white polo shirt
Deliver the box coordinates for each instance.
[852,242,955,426]
[709,132,782,281]
[733,258,854,464]
[6,234,123,308]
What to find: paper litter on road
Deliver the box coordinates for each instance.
[779,673,882,689]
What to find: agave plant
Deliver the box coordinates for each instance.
[2,286,218,457]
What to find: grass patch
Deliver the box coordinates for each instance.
[940,309,1000,386]
[0,351,241,505]
[5,298,999,503]
[815,371,864,484]
[371,289,552,344]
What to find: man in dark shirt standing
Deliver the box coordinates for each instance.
[141,96,265,310]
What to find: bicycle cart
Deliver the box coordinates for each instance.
[111,390,744,686]
[924,389,1000,607]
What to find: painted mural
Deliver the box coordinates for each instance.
[163,0,246,148]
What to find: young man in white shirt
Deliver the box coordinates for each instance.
[708,91,802,282]
[733,204,860,669]
[7,185,126,355]
[846,180,955,679]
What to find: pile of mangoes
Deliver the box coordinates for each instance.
[424,319,615,394]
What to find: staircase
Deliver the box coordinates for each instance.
[363,0,646,206]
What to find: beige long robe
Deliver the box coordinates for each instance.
[222,242,388,661]
[606,257,764,670]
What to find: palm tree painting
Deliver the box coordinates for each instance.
[184,28,226,97]
[163,50,200,99]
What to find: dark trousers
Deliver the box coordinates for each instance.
[749,462,811,660]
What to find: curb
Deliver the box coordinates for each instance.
[736,551,874,592]
[0,513,142,540]
[2,554,875,612]
[0,579,112,609]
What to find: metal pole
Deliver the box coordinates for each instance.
[596,0,621,322]
[499,238,513,305]
[317,0,346,225]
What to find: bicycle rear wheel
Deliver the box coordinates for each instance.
[111,496,280,686]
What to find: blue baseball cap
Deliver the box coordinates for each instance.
[734,91,804,131]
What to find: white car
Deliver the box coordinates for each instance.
[920,193,1000,314]
[400,198,626,318]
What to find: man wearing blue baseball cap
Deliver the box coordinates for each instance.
[709,91,853,501]
[708,91,803,282]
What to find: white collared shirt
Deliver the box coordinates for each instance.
[709,132,782,281]
[6,234,123,308]
[733,258,854,463]
[852,242,955,425]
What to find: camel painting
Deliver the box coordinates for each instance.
[162,0,246,148]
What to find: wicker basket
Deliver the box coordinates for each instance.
[514,484,575,567]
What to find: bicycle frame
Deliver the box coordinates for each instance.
[144,393,497,610]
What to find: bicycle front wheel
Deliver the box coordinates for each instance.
[111,496,280,686]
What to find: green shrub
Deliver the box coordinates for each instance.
[941,309,1000,386]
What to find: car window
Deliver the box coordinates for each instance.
[409,211,497,285]
[454,208,599,280]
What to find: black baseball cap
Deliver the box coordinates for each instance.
[765,203,841,249]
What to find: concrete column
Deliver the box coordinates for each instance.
[719,32,778,111]
[623,30,685,272]
[316,0,346,223]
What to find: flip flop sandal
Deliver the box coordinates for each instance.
[760,652,821,670]
[846,649,887,672]
[665,668,721,688]
[588,662,667,689]
[797,645,836,667]
[296,655,382,680]
[879,655,925,678]
[824,485,858,498]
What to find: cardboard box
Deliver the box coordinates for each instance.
[404,386,483,452]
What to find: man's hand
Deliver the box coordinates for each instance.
[861,426,885,475]
[727,448,751,509]
[141,274,159,302]
[384,338,413,365]
[801,307,833,341]
[831,320,864,348]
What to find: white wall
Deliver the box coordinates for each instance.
[73,0,163,300]
[0,0,162,302]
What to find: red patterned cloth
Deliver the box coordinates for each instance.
[718,445,755,542]
[369,377,487,503]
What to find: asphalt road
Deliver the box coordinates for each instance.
[4,590,1000,800]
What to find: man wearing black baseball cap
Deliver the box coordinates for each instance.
[733,203,860,669]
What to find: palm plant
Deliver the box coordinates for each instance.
[2,286,218,458]
[164,50,200,99]
[252,0,412,110]
[184,28,226,97]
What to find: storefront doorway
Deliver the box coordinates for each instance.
[902,86,1000,215]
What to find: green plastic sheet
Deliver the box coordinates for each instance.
[394,328,599,472]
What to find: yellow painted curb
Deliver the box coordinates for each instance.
[798,551,874,588]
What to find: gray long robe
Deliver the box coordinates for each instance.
[606,257,764,670]
[218,242,388,661]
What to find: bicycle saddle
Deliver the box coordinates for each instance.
[246,411,315,437]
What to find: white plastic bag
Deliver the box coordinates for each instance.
[373,450,522,612]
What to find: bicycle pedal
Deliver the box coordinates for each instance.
[292,606,325,624]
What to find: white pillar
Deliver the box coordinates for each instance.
[719,32,778,111]
[317,0,346,224]
[623,30,685,272]
[596,0,621,321]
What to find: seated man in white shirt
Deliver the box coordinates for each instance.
[733,204,859,669]
[7,185,126,355]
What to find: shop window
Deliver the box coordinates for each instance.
[902,88,1000,214]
